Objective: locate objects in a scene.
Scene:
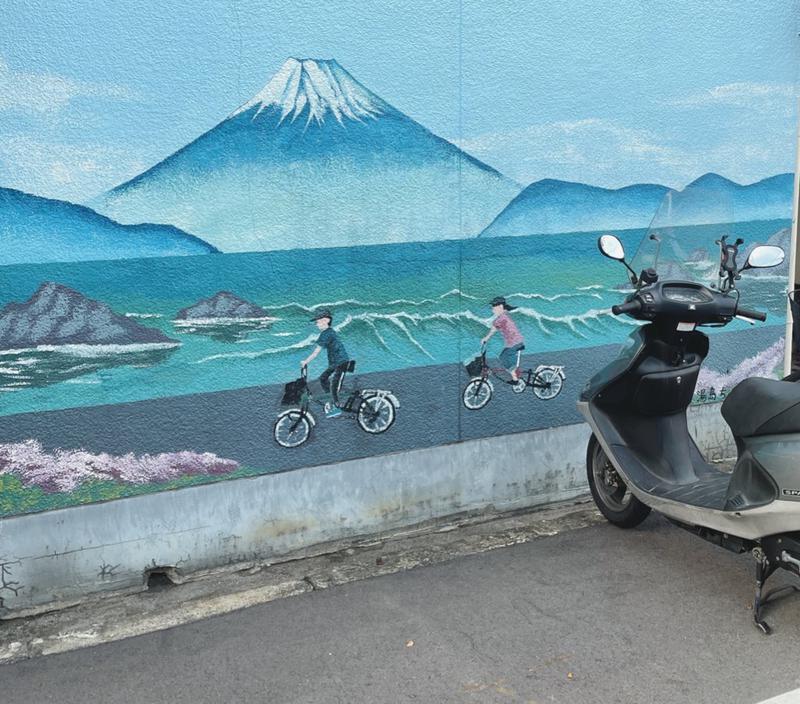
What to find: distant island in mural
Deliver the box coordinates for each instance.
[0,187,217,265]
[0,282,177,350]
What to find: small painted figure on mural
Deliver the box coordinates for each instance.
[482,296,526,384]
[274,312,399,448]
[301,309,350,418]
[463,296,565,410]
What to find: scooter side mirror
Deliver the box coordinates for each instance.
[742,245,785,271]
[598,234,625,261]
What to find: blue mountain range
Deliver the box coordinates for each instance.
[479,179,670,237]
[0,187,217,265]
[95,58,520,252]
[649,172,794,227]
[480,172,794,238]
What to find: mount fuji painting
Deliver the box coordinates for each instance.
[96,58,521,252]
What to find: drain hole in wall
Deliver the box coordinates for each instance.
[145,567,177,592]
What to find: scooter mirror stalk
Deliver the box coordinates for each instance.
[597,234,640,286]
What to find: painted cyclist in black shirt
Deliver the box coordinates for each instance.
[300,309,350,418]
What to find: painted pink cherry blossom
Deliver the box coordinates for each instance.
[0,440,240,493]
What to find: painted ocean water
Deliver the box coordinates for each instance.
[0,220,788,417]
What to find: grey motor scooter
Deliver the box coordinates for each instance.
[580,232,798,633]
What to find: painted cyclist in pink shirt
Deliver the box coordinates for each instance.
[481,296,525,384]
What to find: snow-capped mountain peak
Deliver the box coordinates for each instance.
[230,58,388,126]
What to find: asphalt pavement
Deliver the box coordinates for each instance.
[3,513,800,704]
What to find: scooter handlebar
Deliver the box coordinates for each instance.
[736,306,767,322]
[611,299,642,316]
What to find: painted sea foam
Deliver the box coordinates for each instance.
[0,220,788,416]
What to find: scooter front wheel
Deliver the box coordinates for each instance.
[587,435,650,528]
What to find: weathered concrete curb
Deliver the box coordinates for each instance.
[0,404,734,618]
[0,500,605,665]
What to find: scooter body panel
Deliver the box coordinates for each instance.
[747,434,800,503]
[578,318,800,540]
[579,400,800,540]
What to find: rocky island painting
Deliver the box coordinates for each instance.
[175,291,275,341]
[0,2,794,516]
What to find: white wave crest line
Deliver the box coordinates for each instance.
[125,312,163,319]
[357,317,414,363]
[269,301,314,312]
[336,313,434,360]
[386,297,439,307]
[195,333,318,364]
[0,341,180,358]
[577,285,604,290]
[439,288,480,301]
[384,317,434,359]
[514,306,639,338]
[174,316,278,326]
[507,291,603,302]
[269,295,447,312]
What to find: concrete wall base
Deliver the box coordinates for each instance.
[0,405,733,616]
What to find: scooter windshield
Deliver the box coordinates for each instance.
[628,176,790,314]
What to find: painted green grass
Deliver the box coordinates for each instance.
[0,466,271,519]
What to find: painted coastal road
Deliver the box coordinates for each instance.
[0,326,778,475]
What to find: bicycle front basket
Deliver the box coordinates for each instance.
[465,356,483,377]
[281,377,307,405]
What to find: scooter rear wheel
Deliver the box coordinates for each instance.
[587,435,650,528]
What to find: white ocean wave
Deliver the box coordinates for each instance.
[439,288,480,301]
[0,341,180,358]
[193,301,638,366]
[507,291,602,302]
[514,305,639,338]
[269,288,482,314]
[196,333,319,364]
[173,316,278,326]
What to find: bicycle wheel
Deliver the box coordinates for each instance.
[357,394,396,434]
[532,368,563,400]
[463,378,492,410]
[274,410,312,447]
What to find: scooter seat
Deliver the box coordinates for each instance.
[722,377,800,437]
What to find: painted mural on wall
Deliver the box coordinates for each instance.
[0,2,795,517]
